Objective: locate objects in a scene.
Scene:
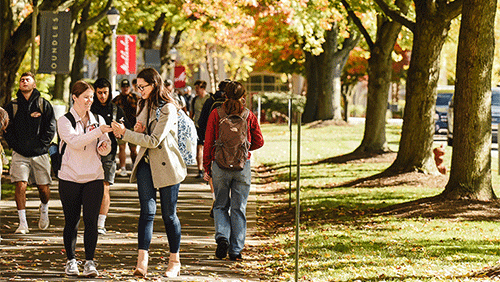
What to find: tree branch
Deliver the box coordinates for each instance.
[372,0,416,32]
[74,0,113,34]
[143,13,166,49]
[341,0,374,50]
[442,0,464,22]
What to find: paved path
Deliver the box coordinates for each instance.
[0,166,262,281]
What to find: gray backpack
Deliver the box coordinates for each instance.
[214,108,250,171]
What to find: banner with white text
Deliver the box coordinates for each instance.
[38,11,71,74]
[116,35,136,75]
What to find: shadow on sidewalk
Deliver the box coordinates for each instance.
[0,166,261,281]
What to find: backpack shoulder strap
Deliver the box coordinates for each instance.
[12,99,18,118]
[64,112,77,129]
[38,97,44,114]
[241,108,250,120]
[217,107,227,122]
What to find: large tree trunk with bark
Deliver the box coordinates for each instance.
[354,9,408,154]
[69,2,90,91]
[388,4,458,174]
[441,0,497,201]
[302,26,359,123]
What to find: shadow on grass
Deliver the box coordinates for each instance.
[374,194,500,221]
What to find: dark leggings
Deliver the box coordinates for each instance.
[59,179,103,260]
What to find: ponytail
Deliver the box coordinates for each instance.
[222,81,246,115]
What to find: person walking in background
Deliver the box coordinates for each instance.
[111,68,187,278]
[4,72,56,234]
[183,86,193,116]
[57,80,112,277]
[190,80,209,178]
[203,81,264,261]
[91,78,129,235]
[197,79,231,217]
[112,79,138,177]
[166,79,186,111]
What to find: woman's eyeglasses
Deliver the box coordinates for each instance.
[137,84,150,91]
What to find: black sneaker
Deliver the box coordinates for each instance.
[229,253,242,261]
[215,237,229,259]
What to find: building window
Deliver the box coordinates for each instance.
[244,74,289,93]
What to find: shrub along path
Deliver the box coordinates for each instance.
[0,166,263,281]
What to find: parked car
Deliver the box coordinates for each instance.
[447,87,500,146]
[435,86,454,134]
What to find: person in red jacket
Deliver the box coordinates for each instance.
[203,81,264,261]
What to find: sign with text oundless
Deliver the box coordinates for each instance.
[38,11,71,74]
[116,35,136,75]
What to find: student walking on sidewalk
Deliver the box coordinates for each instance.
[111,68,187,278]
[4,72,56,234]
[57,80,113,277]
[203,81,264,261]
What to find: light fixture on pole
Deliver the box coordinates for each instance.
[107,7,120,96]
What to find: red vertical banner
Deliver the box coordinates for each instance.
[116,35,137,75]
[174,66,186,88]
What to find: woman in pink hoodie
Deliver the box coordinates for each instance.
[57,80,112,277]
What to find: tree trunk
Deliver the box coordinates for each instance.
[98,43,111,80]
[302,26,358,123]
[0,0,71,106]
[70,30,87,90]
[205,45,216,93]
[69,2,90,91]
[354,12,406,154]
[441,0,497,200]
[388,6,454,174]
[0,13,32,105]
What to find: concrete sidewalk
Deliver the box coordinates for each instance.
[0,166,262,281]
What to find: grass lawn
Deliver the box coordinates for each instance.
[251,122,500,281]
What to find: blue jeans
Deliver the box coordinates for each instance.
[136,159,181,253]
[212,160,251,255]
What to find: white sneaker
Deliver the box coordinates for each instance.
[39,204,49,230]
[97,226,107,235]
[15,225,29,234]
[119,168,127,177]
[65,259,80,276]
[83,260,99,277]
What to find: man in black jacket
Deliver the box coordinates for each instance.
[91,78,128,235]
[4,72,56,234]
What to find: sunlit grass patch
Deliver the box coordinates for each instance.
[252,123,500,281]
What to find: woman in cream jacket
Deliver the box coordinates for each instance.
[112,68,186,278]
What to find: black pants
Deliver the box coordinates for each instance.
[59,179,103,260]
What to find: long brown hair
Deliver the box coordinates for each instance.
[137,68,179,113]
[222,81,246,115]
